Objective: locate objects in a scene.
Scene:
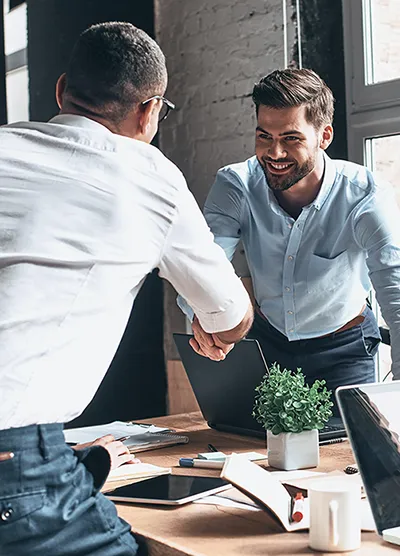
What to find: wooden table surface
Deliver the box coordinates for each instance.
[112,412,397,556]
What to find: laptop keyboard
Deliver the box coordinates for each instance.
[319,420,347,441]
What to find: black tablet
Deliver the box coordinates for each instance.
[105,474,230,506]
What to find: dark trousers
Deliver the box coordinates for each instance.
[0,424,143,556]
[248,305,381,416]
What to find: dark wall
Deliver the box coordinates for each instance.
[26,0,166,425]
[27,0,154,121]
[292,0,348,160]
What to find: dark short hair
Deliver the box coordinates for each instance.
[252,68,334,129]
[64,22,167,123]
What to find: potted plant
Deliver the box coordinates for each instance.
[253,362,333,471]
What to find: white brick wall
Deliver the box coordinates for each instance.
[155,0,296,357]
[155,0,295,207]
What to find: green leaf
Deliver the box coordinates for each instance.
[252,361,333,433]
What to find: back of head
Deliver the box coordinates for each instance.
[252,68,334,129]
[64,22,167,124]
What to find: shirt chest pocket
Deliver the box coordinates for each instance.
[307,251,350,293]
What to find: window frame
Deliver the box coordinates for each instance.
[343,0,400,380]
[343,0,400,118]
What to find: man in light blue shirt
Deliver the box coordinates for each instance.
[182,68,400,409]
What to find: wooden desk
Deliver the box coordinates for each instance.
[114,412,396,556]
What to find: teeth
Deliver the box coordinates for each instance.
[269,162,292,170]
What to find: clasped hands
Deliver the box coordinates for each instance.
[189,316,234,361]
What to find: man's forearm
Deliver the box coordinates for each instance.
[213,303,254,345]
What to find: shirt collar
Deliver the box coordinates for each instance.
[312,152,337,210]
[260,151,337,215]
[49,114,112,134]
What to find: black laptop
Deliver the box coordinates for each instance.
[336,381,400,544]
[173,333,346,442]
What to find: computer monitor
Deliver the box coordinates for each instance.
[336,381,400,536]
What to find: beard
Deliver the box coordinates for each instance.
[259,150,318,192]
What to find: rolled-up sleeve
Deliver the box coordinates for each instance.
[204,168,244,261]
[158,183,249,334]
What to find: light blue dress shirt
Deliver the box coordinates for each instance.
[200,153,400,378]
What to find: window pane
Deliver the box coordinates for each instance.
[365,133,400,380]
[364,0,400,84]
[369,134,400,206]
[6,66,29,123]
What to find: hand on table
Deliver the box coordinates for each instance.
[73,434,140,470]
[190,316,234,361]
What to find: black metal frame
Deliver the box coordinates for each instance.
[0,0,7,125]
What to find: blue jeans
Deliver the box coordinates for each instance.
[248,305,381,416]
[0,424,141,556]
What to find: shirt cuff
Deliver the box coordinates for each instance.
[194,287,250,334]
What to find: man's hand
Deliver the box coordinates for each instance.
[73,434,140,470]
[190,316,234,361]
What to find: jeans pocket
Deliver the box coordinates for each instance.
[362,333,381,358]
[0,489,46,544]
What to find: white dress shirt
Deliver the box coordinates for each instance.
[0,115,249,429]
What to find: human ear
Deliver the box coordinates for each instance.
[320,124,334,150]
[55,73,67,109]
[138,99,158,134]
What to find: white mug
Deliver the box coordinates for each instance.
[309,480,361,552]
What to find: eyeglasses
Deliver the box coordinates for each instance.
[141,95,175,122]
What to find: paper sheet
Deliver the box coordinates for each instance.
[107,462,171,482]
[64,421,170,444]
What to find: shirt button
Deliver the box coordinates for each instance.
[287,310,293,315]
[289,328,294,332]
[1,508,13,521]
[285,287,291,292]
[288,255,294,261]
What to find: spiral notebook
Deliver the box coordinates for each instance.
[64,421,189,453]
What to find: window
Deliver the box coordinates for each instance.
[364,0,400,85]
[343,0,400,380]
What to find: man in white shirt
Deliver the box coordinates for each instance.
[0,22,252,556]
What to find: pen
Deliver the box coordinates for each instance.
[291,492,304,522]
[116,436,130,442]
[208,443,218,452]
[319,437,346,446]
[179,458,224,469]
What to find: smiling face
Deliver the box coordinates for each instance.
[255,104,332,192]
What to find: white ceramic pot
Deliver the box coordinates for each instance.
[266,429,319,470]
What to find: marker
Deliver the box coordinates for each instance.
[208,443,219,452]
[179,458,224,469]
[291,492,304,522]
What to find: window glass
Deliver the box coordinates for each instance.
[364,0,400,84]
[365,133,400,380]
[6,66,29,123]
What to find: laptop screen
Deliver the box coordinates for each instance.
[336,382,400,535]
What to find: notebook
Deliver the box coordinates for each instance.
[221,455,373,532]
[173,333,346,442]
[336,381,400,543]
[64,420,189,453]
[106,462,171,483]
